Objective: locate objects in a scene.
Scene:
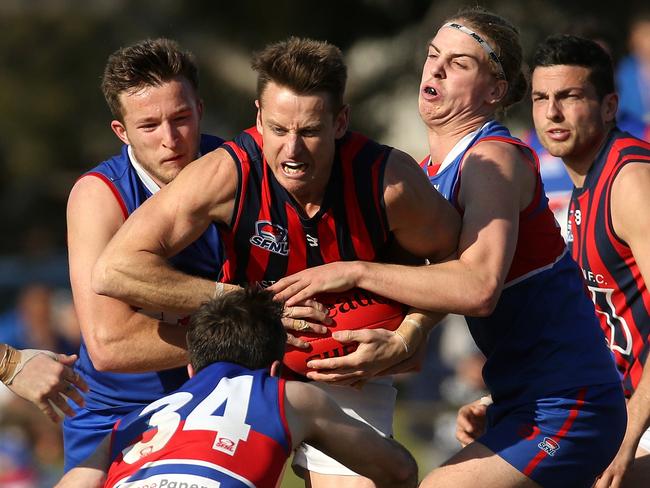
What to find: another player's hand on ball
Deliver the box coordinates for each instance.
[305,328,411,384]
[281,298,331,348]
[269,261,362,305]
[456,399,488,447]
[377,336,429,376]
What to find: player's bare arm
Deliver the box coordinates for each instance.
[595,162,650,488]
[273,141,527,316]
[68,176,190,372]
[272,151,458,382]
[92,147,239,314]
[91,148,330,343]
[270,149,460,304]
[351,141,529,315]
[285,381,418,488]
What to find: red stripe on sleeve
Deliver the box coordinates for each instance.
[277,378,292,453]
[85,172,128,220]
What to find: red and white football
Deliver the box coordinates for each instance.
[283,288,406,377]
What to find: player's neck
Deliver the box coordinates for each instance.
[562,127,612,188]
[289,180,329,219]
[426,117,487,164]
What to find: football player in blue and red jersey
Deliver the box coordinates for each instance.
[271,8,626,488]
[64,39,232,472]
[56,288,417,488]
[531,34,650,488]
[92,37,460,488]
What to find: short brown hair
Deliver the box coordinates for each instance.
[186,287,287,373]
[446,7,527,109]
[251,36,347,111]
[101,38,199,120]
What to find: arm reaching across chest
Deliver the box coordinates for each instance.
[92,148,239,314]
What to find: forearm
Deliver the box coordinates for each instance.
[93,251,237,314]
[623,357,650,449]
[55,467,106,488]
[88,316,190,373]
[395,310,442,354]
[355,260,499,316]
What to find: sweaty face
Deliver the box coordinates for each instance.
[113,77,202,187]
[256,82,348,207]
[418,25,502,127]
[531,65,611,166]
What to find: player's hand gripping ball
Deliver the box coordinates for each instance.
[283,288,406,376]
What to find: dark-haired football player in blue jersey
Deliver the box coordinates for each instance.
[57,289,417,488]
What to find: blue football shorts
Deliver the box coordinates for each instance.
[478,382,626,488]
[63,402,126,472]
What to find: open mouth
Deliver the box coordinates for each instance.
[281,161,307,175]
[424,86,438,96]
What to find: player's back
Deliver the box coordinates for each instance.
[104,362,290,488]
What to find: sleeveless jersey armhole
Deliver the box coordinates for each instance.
[277,378,292,454]
[221,142,247,232]
[83,172,129,221]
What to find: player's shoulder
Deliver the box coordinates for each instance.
[284,380,331,413]
[611,160,650,200]
[67,169,127,224]
[467,137,522,165]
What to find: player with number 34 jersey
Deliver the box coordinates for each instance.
[105,362,289,488]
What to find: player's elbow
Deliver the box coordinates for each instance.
[466,277,501,317]
[84,327,125,372]
[91,257,118,298]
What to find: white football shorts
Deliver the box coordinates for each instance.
[292,377,396,476]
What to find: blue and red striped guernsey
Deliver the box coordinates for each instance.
[421,120,621,403]
[219,127,392,287]
[568,129,650,397]
[104,363,290,488]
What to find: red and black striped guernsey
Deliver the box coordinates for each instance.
[567,129,650,397]
[219,126,393,288]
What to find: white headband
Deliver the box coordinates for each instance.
[442,22,506,79]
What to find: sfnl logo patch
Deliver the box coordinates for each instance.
[250,220,289,256]
[538,437,560,456]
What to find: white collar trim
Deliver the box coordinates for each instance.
[127,145,161,195]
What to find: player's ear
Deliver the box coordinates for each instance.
[196,98,204,120]
[255,99,263,133]
[269,360,282,378]
[602,92,618,124]
[111,120,129,145]
[187,363,195,378]
[334,104,350,139]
